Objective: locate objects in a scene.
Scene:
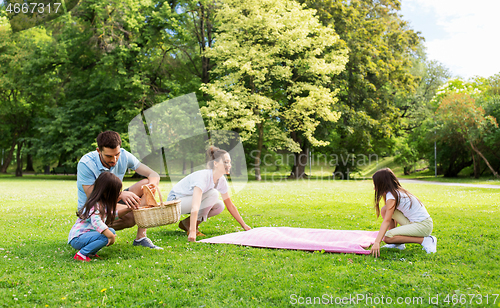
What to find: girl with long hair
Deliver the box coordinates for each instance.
[167,146,251,242]
[371,168,437,257]
[68,172,125,261]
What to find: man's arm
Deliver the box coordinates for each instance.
[82,184,94,198]
[134,163,160,187]
[116,163,159,209]
[78,161,97,201]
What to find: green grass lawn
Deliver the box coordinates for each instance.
[1,177,499,307]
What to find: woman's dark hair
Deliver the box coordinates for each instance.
[372,168,422,218]
[206,146,228,169]
[77,172,122,225]
[96,131,122,151]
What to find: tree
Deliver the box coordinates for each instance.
[201,0,348,180]
[435,93,499,179]
[1,0,232,172]
[393,50,451,175]
[27,0,224,170]
[0,16,55,175]
[301,0,422,178]
[396,51,452,132]
[147,0,218,100]
[394,140,419,175]
[30,0,159,168]
[480,77,500,174]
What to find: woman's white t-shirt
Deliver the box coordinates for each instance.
[386,190,430,222]
[170,169,229,198]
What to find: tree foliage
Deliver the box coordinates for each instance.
[0,17,57,175]
[302,0,422,177]
[201,0,348,179]
[424,78,500,178]
[1,0,219,173]
[435,93,499,178]
[1,0,498,179]
[393,50,451,175]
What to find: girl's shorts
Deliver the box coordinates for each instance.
[385,210,433,238]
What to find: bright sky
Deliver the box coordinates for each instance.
[400,0,500,79]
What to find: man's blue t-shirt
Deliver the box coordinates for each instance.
[76,148,141,210]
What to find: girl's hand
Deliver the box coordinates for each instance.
[242,224,252,231]
[371,242,380,258]
[107,234,116,246]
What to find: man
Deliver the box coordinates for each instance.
[77,130,162,249]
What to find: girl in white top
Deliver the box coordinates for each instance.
[370,168,437,257]
[167,146,251,242]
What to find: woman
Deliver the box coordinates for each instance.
[167,146,251,242]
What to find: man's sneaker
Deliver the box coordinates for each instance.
[422,235,437,254]
[382,243,406,250]
[133,237,163,250]
[74,252,91,262]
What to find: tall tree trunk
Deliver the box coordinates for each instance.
[290,147,309,179]
[333,163,352,180]
[25,154,34,172]
[1,139,17,173]
[57,152,66,167]
[472,152,479,179]
[289,132,308,179]
[470,141,500,179]
[254,122,264,181]
[403,166,411,176]
[25,141,34,172]
[198,3,214,101]
[15,141,23,177]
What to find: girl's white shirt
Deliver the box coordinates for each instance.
[386,191,430,222]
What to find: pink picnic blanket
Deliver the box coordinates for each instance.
[199,227,379,255]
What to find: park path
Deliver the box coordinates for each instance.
[399,179,500,189]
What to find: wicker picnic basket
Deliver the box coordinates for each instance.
[133,184,181,228]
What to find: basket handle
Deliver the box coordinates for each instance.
[157,185,164,206]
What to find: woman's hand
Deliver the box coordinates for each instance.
[222,194,252,231]
[371,242,380,258]
[188,233,196,242]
